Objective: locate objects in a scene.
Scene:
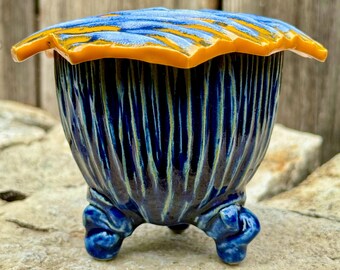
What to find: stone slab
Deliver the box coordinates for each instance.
[0,118,46,149]
[0,100,57,150]
[263,153,340,222]
[247,124,322,203]
[0,100,57,130]
[0,185,338,270]
[0,124,84,197]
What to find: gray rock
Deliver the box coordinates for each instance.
[0,100,57,130]
[0,185,339,270]
[0,125,84,197]
[45,123,70,150]
[0,185,87,234]
[0,118,46,149]
[0,101,58,150]
[263,153,340,222]
[247,124,322,203]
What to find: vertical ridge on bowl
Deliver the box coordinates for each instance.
[54,51,283,225]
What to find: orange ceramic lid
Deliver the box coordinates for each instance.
[12,8,327,68]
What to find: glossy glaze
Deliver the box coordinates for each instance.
[54,51,282,263]
[12,8,327,67]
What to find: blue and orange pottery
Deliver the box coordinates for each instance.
[12,8,327,264]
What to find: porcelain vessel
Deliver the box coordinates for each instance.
[12,8,327,264]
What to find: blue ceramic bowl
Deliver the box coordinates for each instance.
[12,8,327,264]
[54,51,281,263]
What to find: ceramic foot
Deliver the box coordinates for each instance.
[83,189,136,260]
[168,224,190,234]
[200,204,260,264]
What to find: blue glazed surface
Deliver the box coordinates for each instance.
[43,7,307,47]
[54,51,282,263]
[12,7,327,66]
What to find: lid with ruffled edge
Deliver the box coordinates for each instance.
[11,8,327,68]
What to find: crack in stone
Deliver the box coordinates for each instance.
[289,210,340,223]
[6,218,56,232]
[0,135,46,151]
[327,256,340,261]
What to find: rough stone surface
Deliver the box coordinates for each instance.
[45,123,70,150]
[0,100,57,150]
[0,100,57,130]
[263,154,340,222]
[247,124,323,203]
[0,185,87,234]
[0,118,46,149]
[0,185,339,270]
[0,124,84,196]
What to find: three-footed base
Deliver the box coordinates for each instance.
[83,189,260,264]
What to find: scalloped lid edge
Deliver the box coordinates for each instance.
[11,9,328,68]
